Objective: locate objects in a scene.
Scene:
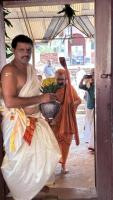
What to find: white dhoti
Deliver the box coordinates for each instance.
[1,64,61,200]
[84,108,94,149]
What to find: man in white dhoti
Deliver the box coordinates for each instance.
[0,35,61,200]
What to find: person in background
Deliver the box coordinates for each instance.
[79,69,95,152]
[50,69,81,174]
[43,60,55,78]
[0,34,61,200]
[37,74,43,82]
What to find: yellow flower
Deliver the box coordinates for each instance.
[42,77,56,87]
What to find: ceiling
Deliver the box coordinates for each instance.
[4,2,94,42]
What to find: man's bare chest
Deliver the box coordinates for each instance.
[16,70,27,92]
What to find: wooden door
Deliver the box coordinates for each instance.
[95,0,113,199]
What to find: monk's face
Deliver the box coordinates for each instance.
[56,73,66,86]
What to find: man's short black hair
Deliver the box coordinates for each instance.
[11,34,33,49]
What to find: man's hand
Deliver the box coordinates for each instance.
[84,74,92,79]
[41,93,57,104]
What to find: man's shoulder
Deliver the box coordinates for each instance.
[89,84,94,90]
[1,63,17,75]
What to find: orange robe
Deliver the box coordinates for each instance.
[51,85,81,165]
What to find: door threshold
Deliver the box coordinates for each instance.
[33,187,97,200]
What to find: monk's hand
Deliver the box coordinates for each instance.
[70,102,77,111]
[41,93,57,103]
[49,93,58,101]
[49,119,57,126]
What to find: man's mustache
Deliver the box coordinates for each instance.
[22,56,30,59]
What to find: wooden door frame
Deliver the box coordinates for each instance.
[1,0,113,199]
[95,0,113,199]
[0,1,6,199]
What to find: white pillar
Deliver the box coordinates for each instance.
[32,40,35,68]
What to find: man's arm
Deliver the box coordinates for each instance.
[79,76,88,91]
[1,66,56,108]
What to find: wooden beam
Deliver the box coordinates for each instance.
[3,0,94,8]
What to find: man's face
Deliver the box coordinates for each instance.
[13,42,32,64]
[56,73,66,86]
